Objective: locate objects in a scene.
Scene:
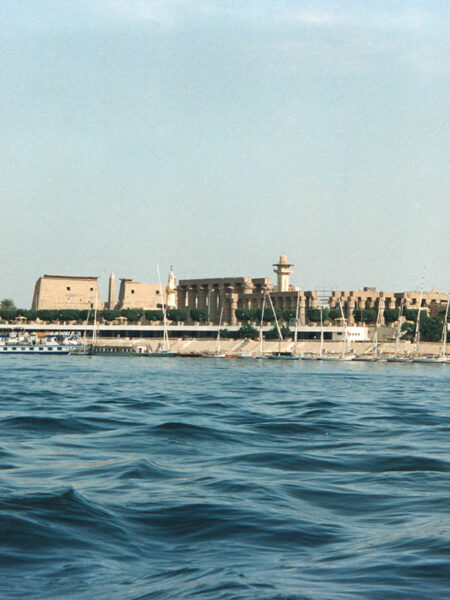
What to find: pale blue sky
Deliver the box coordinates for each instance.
[1,0,449,306]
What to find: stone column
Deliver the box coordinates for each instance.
[377,297,386,326]
[230,292,238,326]
[299,295,306,324]
[210,287,219,323]
[347,298,355,326]
[178,287,187,311]
[198,286,208,311]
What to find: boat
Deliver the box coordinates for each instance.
[0,332,81,355]
[202,304,226,358]
[353,300,383,361]
[254,291,268,359]
[88,345,138,356]
[148,265,178,357]
[331,298,354,361]
[301,306,325,360]
[265,292,300,360]
[412,295,449,363]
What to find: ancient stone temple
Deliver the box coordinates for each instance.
[178,256,317,325]
[31,275,102,310]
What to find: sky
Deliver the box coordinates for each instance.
[0,0,449,307]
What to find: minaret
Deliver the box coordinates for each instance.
[108,273,116,309]
[273,255,293,292]
[167,266,177,308]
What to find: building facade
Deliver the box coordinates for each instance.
[31,275,101,310]
[330,288,449,326]
[178,255,317,325]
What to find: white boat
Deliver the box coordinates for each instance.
[202,303,226,358]
[265,292,301,360]
[0,333,80,355]
[148,265,178,357]
[254,290,268,359]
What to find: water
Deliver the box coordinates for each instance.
[0,357,449,600]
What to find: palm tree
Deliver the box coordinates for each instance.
[0,298,16,311]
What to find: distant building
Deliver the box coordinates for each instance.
[330,287,449,326]
[31,275,101,310]
[116,279,163,310]
[178,255,317,325]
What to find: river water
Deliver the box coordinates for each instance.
[0,357,448,599]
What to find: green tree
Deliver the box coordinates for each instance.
[190,308,209,322]
[235,309,257,322]
[219,328,232,339]
[145,310,164,321]
[328,309,341,322]
[58,309,81,322]
[0,298,16,311]
[37,309,60,322]
[166,309,187,322]
[307,308,322,323]
[254,307,280,323]
[353,309,377,324]
[17,309,37,321]
[103,309,121,321]
[419,316,442,342]
[384,308,400,323]
[280,325,293,339]
[120,309,143,322]
[282,309,297,323]
[401,321,415,340]
[238,324,259,340]
[0,309,17,321]
[404,309,419,322]
[264,326,280,340]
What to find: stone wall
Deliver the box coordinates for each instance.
[32,275,101,310]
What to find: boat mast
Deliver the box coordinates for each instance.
[338,298,349,359]
[92,294,98,349]
[414,268,426,354]
[395,302,404,358]
[294,290,300,355]
[157,264,169,352]
[216,302,224,355]
[268,292,283,353]
[373,296,382,357]
[320,306,324,357]
[259,291,266,355]
[440,293,450,358]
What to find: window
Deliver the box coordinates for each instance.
[131,290,135,294]
[58,347,62,350]
[39,347,44,351]
[90,287,94,291]
[67,286,71,291]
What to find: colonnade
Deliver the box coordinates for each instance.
[178,283,317,326]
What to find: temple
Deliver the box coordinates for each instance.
[31,256,448,325]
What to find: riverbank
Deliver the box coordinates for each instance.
[94,337,446,357]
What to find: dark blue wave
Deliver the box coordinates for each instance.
[0,358,448,600]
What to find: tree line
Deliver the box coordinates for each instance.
[1,299,448,342]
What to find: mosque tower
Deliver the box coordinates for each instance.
[273,255,293,292]
[108,273,116,309]
[167,267,177,308]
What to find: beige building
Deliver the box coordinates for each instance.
[330,288,448,326]
[32,275,101,310]
[178,255,317,325]
[116,279,163,310]
[114,268,177,310]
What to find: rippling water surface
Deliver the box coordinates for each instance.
[0,357,449,599]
